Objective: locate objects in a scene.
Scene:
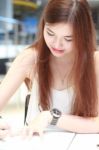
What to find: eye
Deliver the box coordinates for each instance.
[47,31,54,36]
[64,38,73,42]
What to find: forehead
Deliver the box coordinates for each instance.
[45,22,73,35]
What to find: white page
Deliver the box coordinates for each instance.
[68,134,99,150]
[0,132,75,150]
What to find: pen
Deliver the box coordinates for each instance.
[0,116,5,130]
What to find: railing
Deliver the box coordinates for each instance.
[0,16,22,58]
[0,16,21,45]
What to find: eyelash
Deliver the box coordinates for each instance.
[47,32,54,36]
[64,39,72,42]
[47,31,72,42]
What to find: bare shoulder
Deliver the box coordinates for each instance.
[9,46,38,79]
[13,46,37,67]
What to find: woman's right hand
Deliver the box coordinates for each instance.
[0,117,11,139]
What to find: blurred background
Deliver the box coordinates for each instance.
[0,0,99,129]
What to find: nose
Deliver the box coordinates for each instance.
[52,37,63,49]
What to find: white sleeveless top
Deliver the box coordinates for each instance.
[26,79,74,131]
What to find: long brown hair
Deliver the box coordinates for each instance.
[27,0,98,117]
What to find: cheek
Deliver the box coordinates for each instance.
[44,34,52,47]
[44,36,49,46]
[65,43,73,50]
[44,29,54,44]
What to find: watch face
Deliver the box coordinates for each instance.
[52,108,61,118]
[50,108,62,125]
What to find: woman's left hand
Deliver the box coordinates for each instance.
[0,118,11,139]
[23,111,52,138]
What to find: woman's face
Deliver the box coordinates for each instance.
[43,22,74,58]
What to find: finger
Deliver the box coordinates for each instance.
[9,128,22,137]
[38,130,44,140]
[0,129,9,139]
[0,124,10,130]
[0,120,10,129]
[28,129,34,139]
[21,126,29,139]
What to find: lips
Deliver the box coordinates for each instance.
[51,47,64,53]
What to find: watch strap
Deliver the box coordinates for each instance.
[50,117,59,125]
[50,108,61,125]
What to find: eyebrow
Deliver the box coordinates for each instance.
[46,27,73,38]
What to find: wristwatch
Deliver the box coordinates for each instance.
[50,108,61,125]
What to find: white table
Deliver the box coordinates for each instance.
[68,133,99,150]
[0,132,99,150]
[0,132,75,150]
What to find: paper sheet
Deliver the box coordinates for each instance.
[0,132,75,150]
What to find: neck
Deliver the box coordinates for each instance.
[50,51,75,66]
[50,52,75,89]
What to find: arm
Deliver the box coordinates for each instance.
[0,48,36,110]
[52,52,99,133]
[56,52,99,133]
[23,111,99,136]
[57,114,99,133]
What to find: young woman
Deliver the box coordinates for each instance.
[0,0,99,138]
